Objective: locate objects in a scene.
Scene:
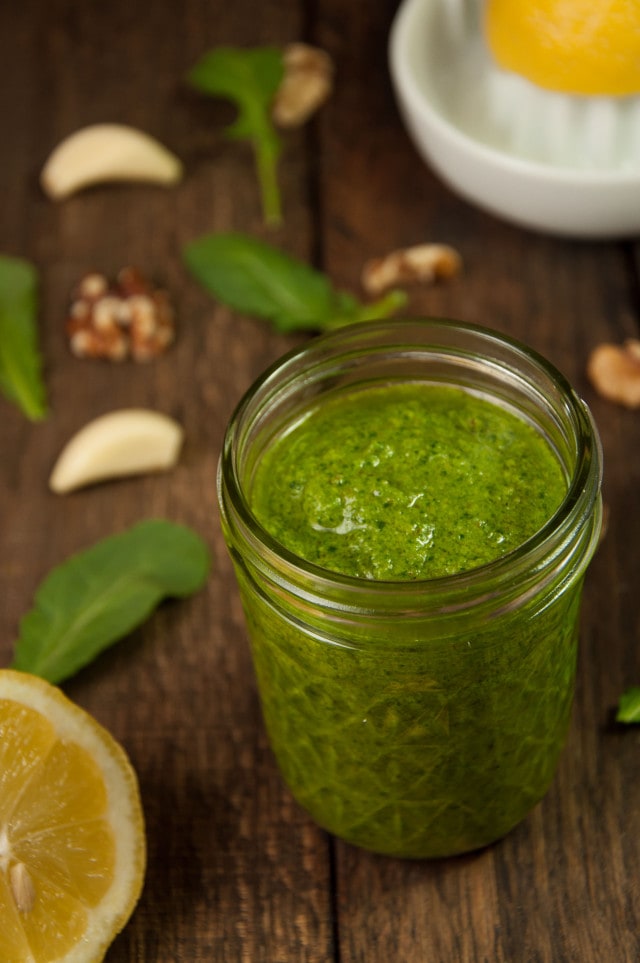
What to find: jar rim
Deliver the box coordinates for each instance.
[219,318,603,616]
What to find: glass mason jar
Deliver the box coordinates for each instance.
[218,319,603,859]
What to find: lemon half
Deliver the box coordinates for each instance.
[0,670,146,962]
[485,0,640,96]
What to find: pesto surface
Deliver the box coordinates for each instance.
[250,383,566,579]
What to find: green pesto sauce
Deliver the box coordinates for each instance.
[250,383,566,579]
[238,382,580,857]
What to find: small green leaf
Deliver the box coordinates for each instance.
[11,519,211,684]
[183,232,407,333]
[616,687,640,723]
[0,254,47,421]
[187,46,284,225]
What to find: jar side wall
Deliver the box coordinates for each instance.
[235,562,583,858]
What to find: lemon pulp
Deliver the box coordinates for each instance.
[0,671,145,963]
[485,0,640,96]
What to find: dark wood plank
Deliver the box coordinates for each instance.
[0,1,334,960]
[316,1,640,961]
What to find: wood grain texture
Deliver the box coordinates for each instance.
[0,0,639,961]
[316,2,640,961]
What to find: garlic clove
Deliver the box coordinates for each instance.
[49,409,184,494]
[41,124,183,200]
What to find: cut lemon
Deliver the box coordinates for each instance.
[485,0,640,96]
[0,670,146,962]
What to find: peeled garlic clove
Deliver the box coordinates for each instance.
[49,409,184,494]
[41,124,183,200]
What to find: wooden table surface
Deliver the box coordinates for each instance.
[1,1,639,961]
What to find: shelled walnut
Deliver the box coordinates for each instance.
[587,340,640,408]
[361,243,462,296]
[272,43,334,127]
[66,268,175,362]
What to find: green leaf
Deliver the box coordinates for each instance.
[616,687,640,723]
[187,46,285,225]
[0,254,47,421]
[183,232,407,333]
[11,519,211,684]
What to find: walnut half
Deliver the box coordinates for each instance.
[361,244,462,296]
[272,43,334,128]
[587,340,640,408]
[66,267,175,362]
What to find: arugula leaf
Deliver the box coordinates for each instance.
[0,254,47,421]
[187,46,285,225]
[11,519,211,684]
[183,232,407,333]
[616,687,640,723]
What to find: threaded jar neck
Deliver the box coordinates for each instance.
[218,319,602,633]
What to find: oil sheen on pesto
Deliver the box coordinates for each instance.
[250,382,566,580]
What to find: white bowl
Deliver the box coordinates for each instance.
[389,0,640,238]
